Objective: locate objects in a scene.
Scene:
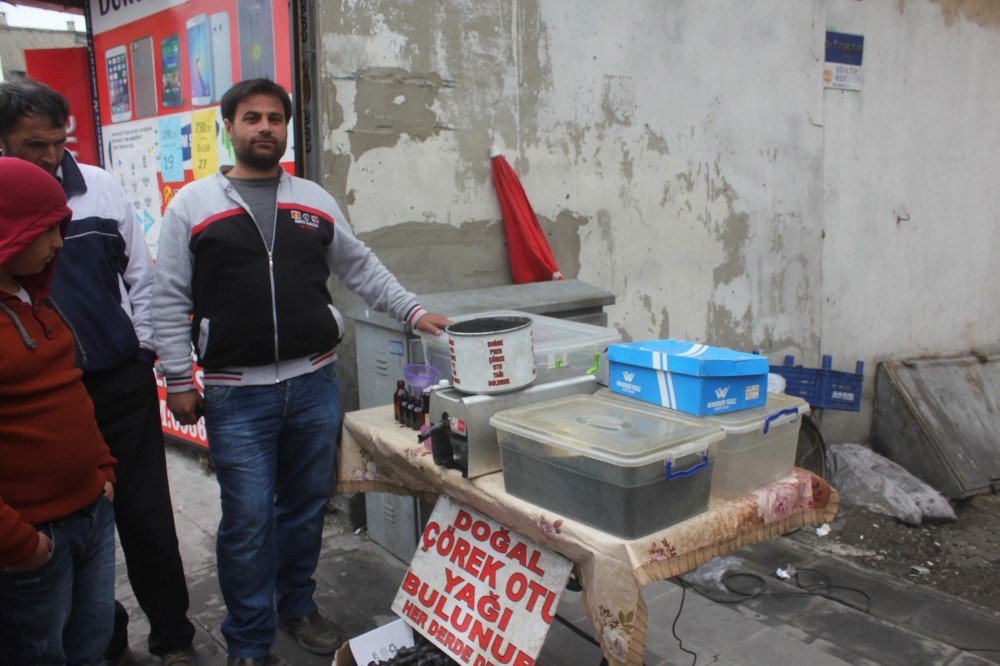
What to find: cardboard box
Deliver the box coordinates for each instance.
[332,619,414,666]
[607,340,768,415]
[333,643,355,666]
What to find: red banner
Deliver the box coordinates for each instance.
[24,48,100,167]
[155,367,209,450]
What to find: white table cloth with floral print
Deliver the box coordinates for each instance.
[337,405,839,666]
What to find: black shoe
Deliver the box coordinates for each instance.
[162,648,198,665]
[277,610,343,655]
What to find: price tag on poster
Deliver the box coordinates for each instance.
[158,116,184,183]
[191,109,220,179]
[392,497,571,665]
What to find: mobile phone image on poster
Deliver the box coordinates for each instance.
[186,13,213,106]
[210,12,233,102]
[238,0,275,80]
[131,36,158,118]
[160,34,183,108]
[105,44,132,123]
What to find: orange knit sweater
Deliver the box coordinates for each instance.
[0,293,116,568]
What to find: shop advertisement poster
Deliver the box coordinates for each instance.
[86,0,296,259]
[392,498,572,665]
[824,31,864,91]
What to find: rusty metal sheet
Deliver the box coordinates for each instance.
[872,354,1000,499]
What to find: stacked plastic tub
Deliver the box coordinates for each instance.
[490,393,724,539]
[489,340,811,539]
[597,389,809,500]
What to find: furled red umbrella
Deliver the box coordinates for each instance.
[490,149,563,284]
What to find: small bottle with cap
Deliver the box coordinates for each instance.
[392,380,408,423]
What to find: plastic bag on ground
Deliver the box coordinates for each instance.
[827,443,956,526]
[680,555,745,591]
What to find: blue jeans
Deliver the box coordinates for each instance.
[0,495,116,665]
[204,363,341,658]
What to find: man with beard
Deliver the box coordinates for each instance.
[153,79,449,665]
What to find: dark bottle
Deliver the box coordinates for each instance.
[393,380,409,423]
[411,399,424,431]
[404,398,416,428]
[421,389,431,426]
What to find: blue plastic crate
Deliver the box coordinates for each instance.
[769,355,864,412]
[817,356,864,411]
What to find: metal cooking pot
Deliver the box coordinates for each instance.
[446,316,536,394]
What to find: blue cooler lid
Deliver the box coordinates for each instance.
[607,340,768,377]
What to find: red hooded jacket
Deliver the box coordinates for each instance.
[0,158,116,568]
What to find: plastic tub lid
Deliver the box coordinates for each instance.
[595,388,809,434]
[490,393,724,466]
[419,310,619,361]
[701,392,809,434]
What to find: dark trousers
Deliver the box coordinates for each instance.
[82,355,195,656]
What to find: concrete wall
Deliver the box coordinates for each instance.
[0,24,84,81]
[819,0,1000,440]
[316,0,1000,442]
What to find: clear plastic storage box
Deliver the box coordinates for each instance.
[702,392,809,499]
[419,310,620,384]
[596,389,809,500]
[490,393,724,539]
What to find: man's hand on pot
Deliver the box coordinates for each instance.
[414,313,451,336]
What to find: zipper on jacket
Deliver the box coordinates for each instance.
[224,173,282,382]
[267,249,280,381]
[268,192,281,382]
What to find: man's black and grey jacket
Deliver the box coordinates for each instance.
[152,167,426,392]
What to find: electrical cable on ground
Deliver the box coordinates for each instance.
[558,567,1000,662]
[672,578,698,665]
[553,612,601,647]
[688,569,1000,657]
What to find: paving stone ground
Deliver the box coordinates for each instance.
[791,496,1000,613]
[113,446,1000,665]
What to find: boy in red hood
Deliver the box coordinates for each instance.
[0,158,118,665]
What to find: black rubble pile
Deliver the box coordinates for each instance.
[370,634,454,665]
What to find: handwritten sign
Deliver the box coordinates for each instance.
[190,109,219,179]
[392,497,571,665]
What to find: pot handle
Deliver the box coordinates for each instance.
[664,452,709,480]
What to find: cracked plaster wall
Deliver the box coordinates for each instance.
[820,0,1000,441]
[316,0,998,443]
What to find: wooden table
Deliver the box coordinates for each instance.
[336,406,839,665]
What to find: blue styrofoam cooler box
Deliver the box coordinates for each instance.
[607,340,769,415]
